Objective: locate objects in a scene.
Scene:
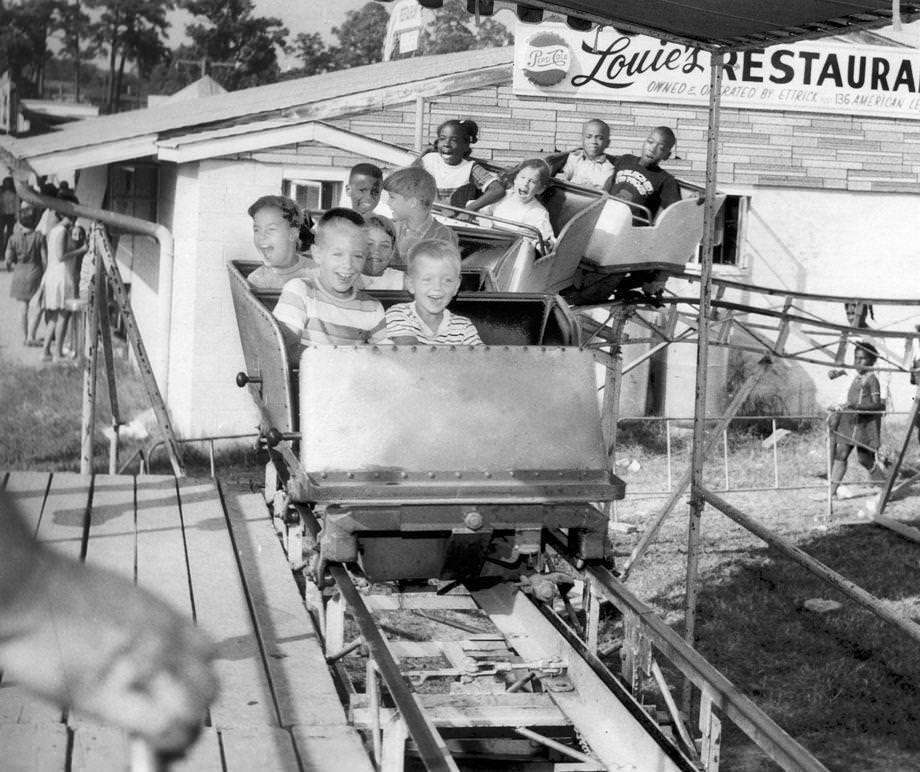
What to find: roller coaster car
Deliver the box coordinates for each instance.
[228,260,624,582]
[461,177,722,303]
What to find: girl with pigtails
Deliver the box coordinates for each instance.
[415,118,505,213]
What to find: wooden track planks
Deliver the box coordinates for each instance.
[70,725,129,772]
[3,470,50,535]
[0,471,371,770]
[173,727,224,772]
[220,726,301,771]
[177,477,278,729]
[223,486,374,770]
[222,486,348,727]
[82,473,137,579]
[0,471,78,725]
[0,723,68,770]
[291,725,375,772]
[35,472,92,558]
[135,475,195,614]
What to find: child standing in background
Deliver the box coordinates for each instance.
[5,202,45,346]
[828,342,888,498]
[416,119,504,212]
[383,167,458,268]
[0,176,18,257]
[481,158,555,250]
[41,195,86,363]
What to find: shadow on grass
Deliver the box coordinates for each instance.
[651,519,920,771]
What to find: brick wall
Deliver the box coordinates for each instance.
[296,70,920,193]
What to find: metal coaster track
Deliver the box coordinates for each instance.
[284,490,830,771]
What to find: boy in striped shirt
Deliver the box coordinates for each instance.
[385,239,481,346]
[273,208,387,355]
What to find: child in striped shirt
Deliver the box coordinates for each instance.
[385,239,481,346]
[273,208,387,355]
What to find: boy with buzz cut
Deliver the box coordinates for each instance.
[382,167,458,269]
[273,208,387,354]
[548,118,614,190]
[346,162,384,216]
[385,239,481,346]
[604,126,681,221]
[246,195,316,290]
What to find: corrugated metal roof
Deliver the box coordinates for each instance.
[5,47,514,162]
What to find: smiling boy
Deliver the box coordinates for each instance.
[346,163,384,217]
[273,208,387,353]
[246,195,315,290]
[550,119,615,190]
[604,127,681,221]
[385,239,481,346]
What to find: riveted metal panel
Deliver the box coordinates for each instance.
[299,345,616,502]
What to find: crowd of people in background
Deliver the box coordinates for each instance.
[2,175,87,364]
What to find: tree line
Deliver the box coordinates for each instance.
[0,0,512,114]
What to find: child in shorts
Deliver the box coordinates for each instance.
[247,195,315,290]
[273,208,387,353]
[828,341,887,497]
[383,167,458,269]
[385,239,481,345]
[481,158,555,250]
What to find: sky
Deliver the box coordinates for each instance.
[169,0,376,46]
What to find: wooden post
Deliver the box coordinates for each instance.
[874,384,920,517]
[79,244,101,475]
[699,487,920,647]
[414,94,425,154]
[683,50,724,712]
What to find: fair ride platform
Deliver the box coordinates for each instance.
[0,470,372,772]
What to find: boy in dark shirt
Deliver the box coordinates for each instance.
[604,127,681,223]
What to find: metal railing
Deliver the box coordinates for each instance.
[118,432,260,478]
[615,411,912,497]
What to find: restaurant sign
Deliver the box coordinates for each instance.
[513,23,920,121]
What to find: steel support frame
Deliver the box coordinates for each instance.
[683,50,724,712]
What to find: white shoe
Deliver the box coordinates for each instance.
[835,484,854,499]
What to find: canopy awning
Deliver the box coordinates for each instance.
[396,0,919,49]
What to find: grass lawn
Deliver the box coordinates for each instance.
[614,422,920,771]
[4,351,920,770]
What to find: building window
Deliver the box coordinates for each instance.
[283,177,342,216]
[694,194,748,267]
[106,162,158,221]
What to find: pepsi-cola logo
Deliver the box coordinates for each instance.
[522,32,571,87]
